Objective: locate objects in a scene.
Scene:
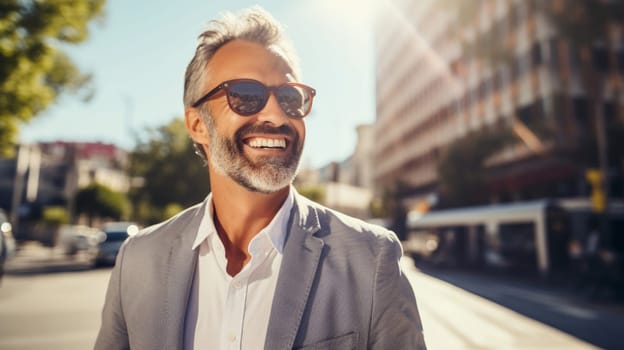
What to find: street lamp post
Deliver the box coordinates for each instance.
[10,145,30,237]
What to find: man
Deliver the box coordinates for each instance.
[95,6,425,350]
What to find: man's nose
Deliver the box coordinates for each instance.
[257,94,288,126]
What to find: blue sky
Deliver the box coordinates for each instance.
[19,0,377,168]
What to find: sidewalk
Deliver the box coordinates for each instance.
[415,261,624,317]
[409,260,624,349]
[4,241,96,275]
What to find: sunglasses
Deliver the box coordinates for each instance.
[192,79,316,118]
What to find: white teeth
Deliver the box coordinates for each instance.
[248,138,286,149]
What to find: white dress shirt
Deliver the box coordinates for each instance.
[184,189,294,350]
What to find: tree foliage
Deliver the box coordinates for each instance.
[546,0,623,47]
[296,185,325,203]
[129,118,210,225]
[370,181,410,240]
[0,0,106,156]
[544,0,624,211]
[75,183,129,225]
[437,128,514,208]
[42,205,70,226]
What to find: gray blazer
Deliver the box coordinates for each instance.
[95,193,426,350]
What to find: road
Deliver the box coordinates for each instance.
[0,268,109,350]
[0,248,620,349]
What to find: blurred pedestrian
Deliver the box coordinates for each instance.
[95,6,425,350]
[586,225,621,300]
[567,237,584,288]
[583,224,609,298]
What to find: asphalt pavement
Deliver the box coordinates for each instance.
[3,242,624,349]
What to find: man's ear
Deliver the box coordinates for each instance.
[185,107,210,145]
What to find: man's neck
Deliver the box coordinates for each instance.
[209,169,290,275]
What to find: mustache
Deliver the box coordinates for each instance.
[235,123,297,140]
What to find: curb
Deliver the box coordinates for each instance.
[4,242,96,275]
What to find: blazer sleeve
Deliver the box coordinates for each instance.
[369,235,426,349]
[94,241,130,350]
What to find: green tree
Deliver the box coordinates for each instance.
[371,181,410,240]
[545,0,624,206]
[75,183,128,226]
[296,185,325,203]
[437,128,513,208]
[42,206,69,226]
[129,118,210,225]
[0,0,106,156]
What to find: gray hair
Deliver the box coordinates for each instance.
[183,6,301,162]
[184,6,300,108]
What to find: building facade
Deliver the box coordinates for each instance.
[295,124,375,218]
[1,141,130,236]
[374,0,624,208]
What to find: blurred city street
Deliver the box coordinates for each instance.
[1,1,623,349]
[1,244,622,349]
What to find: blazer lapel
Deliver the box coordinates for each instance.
[163,202,203,350]
[264,194,324,350]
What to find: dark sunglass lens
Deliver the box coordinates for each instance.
[227,81,269,115]
[276,85,310,118]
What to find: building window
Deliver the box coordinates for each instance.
[573,97,589,125]
[532,41,542,66]
[549,39,560,69]
[478,79,487,100]
[492,69,501,91]
[508,3,520,29]
[604,102,615,121]
[510,56,521,81]
[592,46,609,74]
[569,46,581,74]
[519,51,530,77]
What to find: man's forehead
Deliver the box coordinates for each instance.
[206,40,295,83]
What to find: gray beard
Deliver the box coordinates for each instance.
[203,114,302,194]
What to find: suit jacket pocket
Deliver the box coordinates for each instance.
[294,332,358,350]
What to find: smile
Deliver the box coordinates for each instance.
[245,137,287,149]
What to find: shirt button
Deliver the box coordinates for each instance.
[228,334,237,343]
[233,281,242,289]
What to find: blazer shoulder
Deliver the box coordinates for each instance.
[297,194,400,247]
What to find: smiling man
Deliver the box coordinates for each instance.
[95,6,425,350]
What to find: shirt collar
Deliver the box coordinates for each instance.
[192,187,294,254]
[191,193,217,250]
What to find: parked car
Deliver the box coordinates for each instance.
[58,225,102,259]
[0,209,16,260]
[94,222,139,266]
